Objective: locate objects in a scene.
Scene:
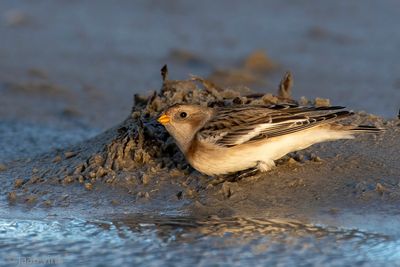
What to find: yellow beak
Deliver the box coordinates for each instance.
[157,114,170,125]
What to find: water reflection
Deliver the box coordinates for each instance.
[0,216,399,266]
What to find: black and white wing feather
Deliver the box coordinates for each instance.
[197,104,352,147]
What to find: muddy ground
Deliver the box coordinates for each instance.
[1,73,400,238]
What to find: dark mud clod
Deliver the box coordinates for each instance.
[293,153,304,163]
[117,126,128,135]
[278,71,293,99]
[134,94,149,106]
[161,64,168,82]
[74,164,85,175]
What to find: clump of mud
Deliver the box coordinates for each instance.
[53,67,297,187]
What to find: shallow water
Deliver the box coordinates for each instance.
[0,215,399,267]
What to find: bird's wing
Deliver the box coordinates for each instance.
[197,104,352,147]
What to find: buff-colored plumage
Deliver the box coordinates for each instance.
[158,104,381,176]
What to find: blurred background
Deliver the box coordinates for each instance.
[1,2,400,265]
[1,0,399,132]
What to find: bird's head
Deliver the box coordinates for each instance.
[158,104,213,152]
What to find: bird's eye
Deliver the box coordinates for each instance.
[180,112,187,118]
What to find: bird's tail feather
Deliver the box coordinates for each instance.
[348,125,385,133]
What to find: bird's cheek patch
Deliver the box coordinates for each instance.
[158,114,170,125]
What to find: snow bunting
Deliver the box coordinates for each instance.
[158,104,381,177]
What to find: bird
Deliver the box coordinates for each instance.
[157,103,382,178]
